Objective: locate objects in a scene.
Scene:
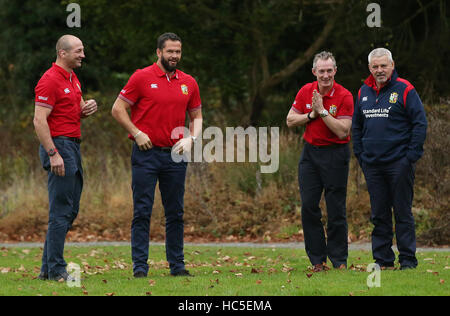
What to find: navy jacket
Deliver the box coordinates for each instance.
[352,70,427,165]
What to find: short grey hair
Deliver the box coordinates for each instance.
[368,48,394,64]
[313,51,337,69]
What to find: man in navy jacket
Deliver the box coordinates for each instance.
[352,48,427,270]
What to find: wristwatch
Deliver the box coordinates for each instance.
[320,109,329,118]
[47,148,58,157]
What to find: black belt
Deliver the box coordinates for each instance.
[305,142,347,149]
[53,136,82,144]
[152,146,172,153]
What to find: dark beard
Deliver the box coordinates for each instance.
[161,56,178,72]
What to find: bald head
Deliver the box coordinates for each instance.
[55,35,85,70]
[56,35,82,56]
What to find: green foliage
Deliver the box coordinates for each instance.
[1,0,448,121]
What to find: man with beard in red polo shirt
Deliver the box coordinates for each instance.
[286,51,354,272]
[33,35,97,282]
[112,33,202,278]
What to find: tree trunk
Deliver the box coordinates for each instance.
[248,2,345,125]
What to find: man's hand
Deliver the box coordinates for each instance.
[50,153,65,177]
[172,137,193,155]
[135,131,153,151]
[81,99,98,117]
[312,90,324,114]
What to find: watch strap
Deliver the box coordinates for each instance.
[48,148,58,157]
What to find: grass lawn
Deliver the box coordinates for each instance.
[0,244,448,296]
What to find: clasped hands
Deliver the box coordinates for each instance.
[310,90,325,119]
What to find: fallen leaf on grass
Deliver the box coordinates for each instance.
[235,273,243,277]
[256,280,262,284]
[427,270,439,275]
[210,279,220,285]
[440,279,445,284]
[105,293,115,296]
[1,268,11,274]
[146,292,152,296]
[149,279,156,286]
[306,273,313,278]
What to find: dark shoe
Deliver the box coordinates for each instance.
[400,265,416,271]
[171,270,193,277]
[312,264,325,273]
[376,262,395,270]
[313,264,323,272]
[322,263,331,271]
[312,262,330,273]
[49,272,75,282]
[134,271,147,278]
[335,264,347,270]
[134,271,147,279]
[37,272,48,280]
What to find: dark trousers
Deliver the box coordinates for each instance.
[39,139,83,278]
[298,143,349,268]
[131,144,188,275]
[362,157,418,268]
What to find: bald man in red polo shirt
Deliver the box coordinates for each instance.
[112,33,202,278]
[33,35,97,282]
[286,51,353,272]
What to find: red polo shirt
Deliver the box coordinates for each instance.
[119,63,202,147]
[291,81,354,146]
[34,63,82,138]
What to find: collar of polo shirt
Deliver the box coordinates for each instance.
[154,63,179,82]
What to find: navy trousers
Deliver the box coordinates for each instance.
[131,144,188,275]
[298,143,349,268]
[362,156,418,268]
[39,138,83,278]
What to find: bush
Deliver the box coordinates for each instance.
[0,101,448,245]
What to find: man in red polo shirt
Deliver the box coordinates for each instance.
[111,33,202,278]
[286,51,353,272]
[33,35,97,282]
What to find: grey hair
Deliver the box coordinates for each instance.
[368,48,394,64]
[312,51,337,69]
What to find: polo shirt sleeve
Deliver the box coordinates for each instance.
[187,79,202,112]
[118,70,141,106]
[336,92,354,120]
[291,87,306,114]
[35,78,56,110]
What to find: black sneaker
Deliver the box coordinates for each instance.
[49,272,76,282]
[134,271,147,278]
[171,270,193,277]
[400,265,416,271]
[37,272,48,280]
